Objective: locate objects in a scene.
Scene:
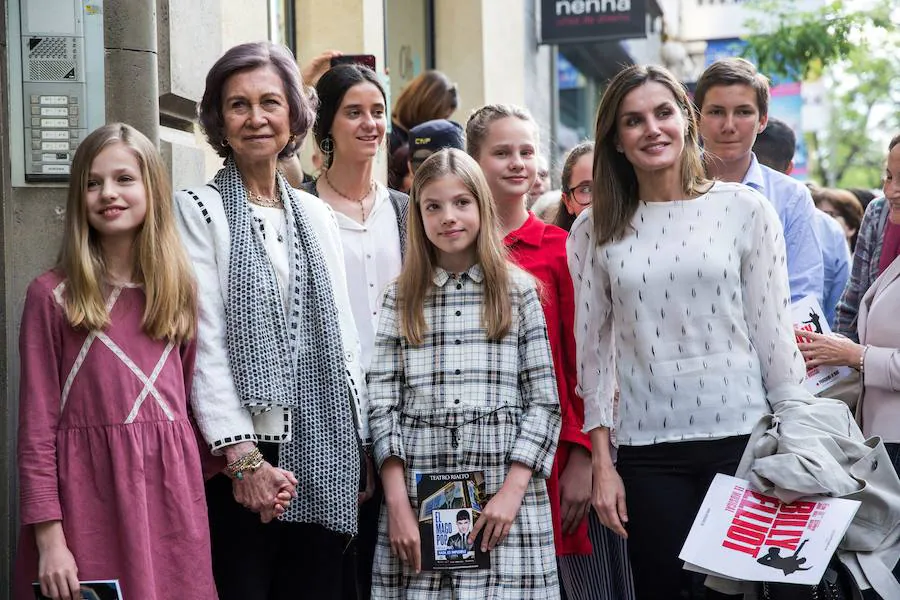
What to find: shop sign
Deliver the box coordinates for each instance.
[540,0,647,45]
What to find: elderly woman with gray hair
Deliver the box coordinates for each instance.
[174,41,367,599]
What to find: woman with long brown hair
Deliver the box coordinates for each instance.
[389,70,458,154]
[567,64,806,599]
[300,61,409,599]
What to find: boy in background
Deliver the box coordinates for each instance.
[696,58,824,304]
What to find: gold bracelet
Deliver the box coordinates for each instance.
[227,447,264,480]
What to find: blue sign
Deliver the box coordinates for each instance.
[558,53,585,90]
[704,38,747,68]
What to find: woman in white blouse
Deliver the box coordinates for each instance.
[566,65,807,599]
[301,64,408,370]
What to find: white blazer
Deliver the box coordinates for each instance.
[174,184,369,453]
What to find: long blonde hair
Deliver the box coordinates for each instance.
[399,148,512,345]
[592,65,708,245]
[57,123,197,341]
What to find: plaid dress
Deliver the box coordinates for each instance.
[368,265,562,600]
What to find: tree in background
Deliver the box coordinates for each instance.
[742,0,899,188]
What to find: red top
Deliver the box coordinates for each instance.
[505,213,592,555]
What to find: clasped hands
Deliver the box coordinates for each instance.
[224,443,296,522]
[232,461,297,523]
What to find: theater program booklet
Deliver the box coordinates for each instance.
[679,474,859,585]
[416,470,491,571]
[33,580,123,599]
[792,295,854,394]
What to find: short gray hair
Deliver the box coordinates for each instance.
[199,41,317,159]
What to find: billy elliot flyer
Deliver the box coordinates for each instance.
[416,471,490,571]
[679,474,859,585]
[792,295,854,394]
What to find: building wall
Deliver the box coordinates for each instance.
[0,3,268,597]
[523,0,556,165]
[677,0,824,42]
[433,0,487,124]
[433,0,554,154]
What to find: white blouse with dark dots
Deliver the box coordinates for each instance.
[567,181,807,447]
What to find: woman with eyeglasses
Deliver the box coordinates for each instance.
[555,142,595,232]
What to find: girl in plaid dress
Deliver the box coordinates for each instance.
[368,148,562,599]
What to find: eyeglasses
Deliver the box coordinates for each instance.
[566,183,593,206]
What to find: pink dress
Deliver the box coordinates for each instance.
[14,271,217,600]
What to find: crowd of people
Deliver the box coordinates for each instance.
[12,39,900,600]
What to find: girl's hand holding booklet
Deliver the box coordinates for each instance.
[416,471,491,571]
[33,580,122,600]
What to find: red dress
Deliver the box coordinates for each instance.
[14,272,217,600]
[505,214,592,555]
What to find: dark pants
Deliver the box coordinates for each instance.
[617,435,749,600]
[342,476,383,600]
[206,444,351,600]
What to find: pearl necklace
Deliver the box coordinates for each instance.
[324,170,374,222]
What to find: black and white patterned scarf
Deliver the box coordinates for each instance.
[216,157,359,534]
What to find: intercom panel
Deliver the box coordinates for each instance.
[8,0,105,185]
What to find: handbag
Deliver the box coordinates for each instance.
[760,557,860,600]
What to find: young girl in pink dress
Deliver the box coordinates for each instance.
[14,123,217,600]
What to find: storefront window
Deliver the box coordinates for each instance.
[269,0,296,55]
[557,52,595,145]
[385,0,434,108]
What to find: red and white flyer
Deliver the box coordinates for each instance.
[679,474,860,585]
[792,295,854,394]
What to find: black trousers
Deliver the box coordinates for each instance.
[206,444,351,600]
[617,435,749,600]
[342,476,383,600]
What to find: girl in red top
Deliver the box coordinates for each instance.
[465,104,593,572]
